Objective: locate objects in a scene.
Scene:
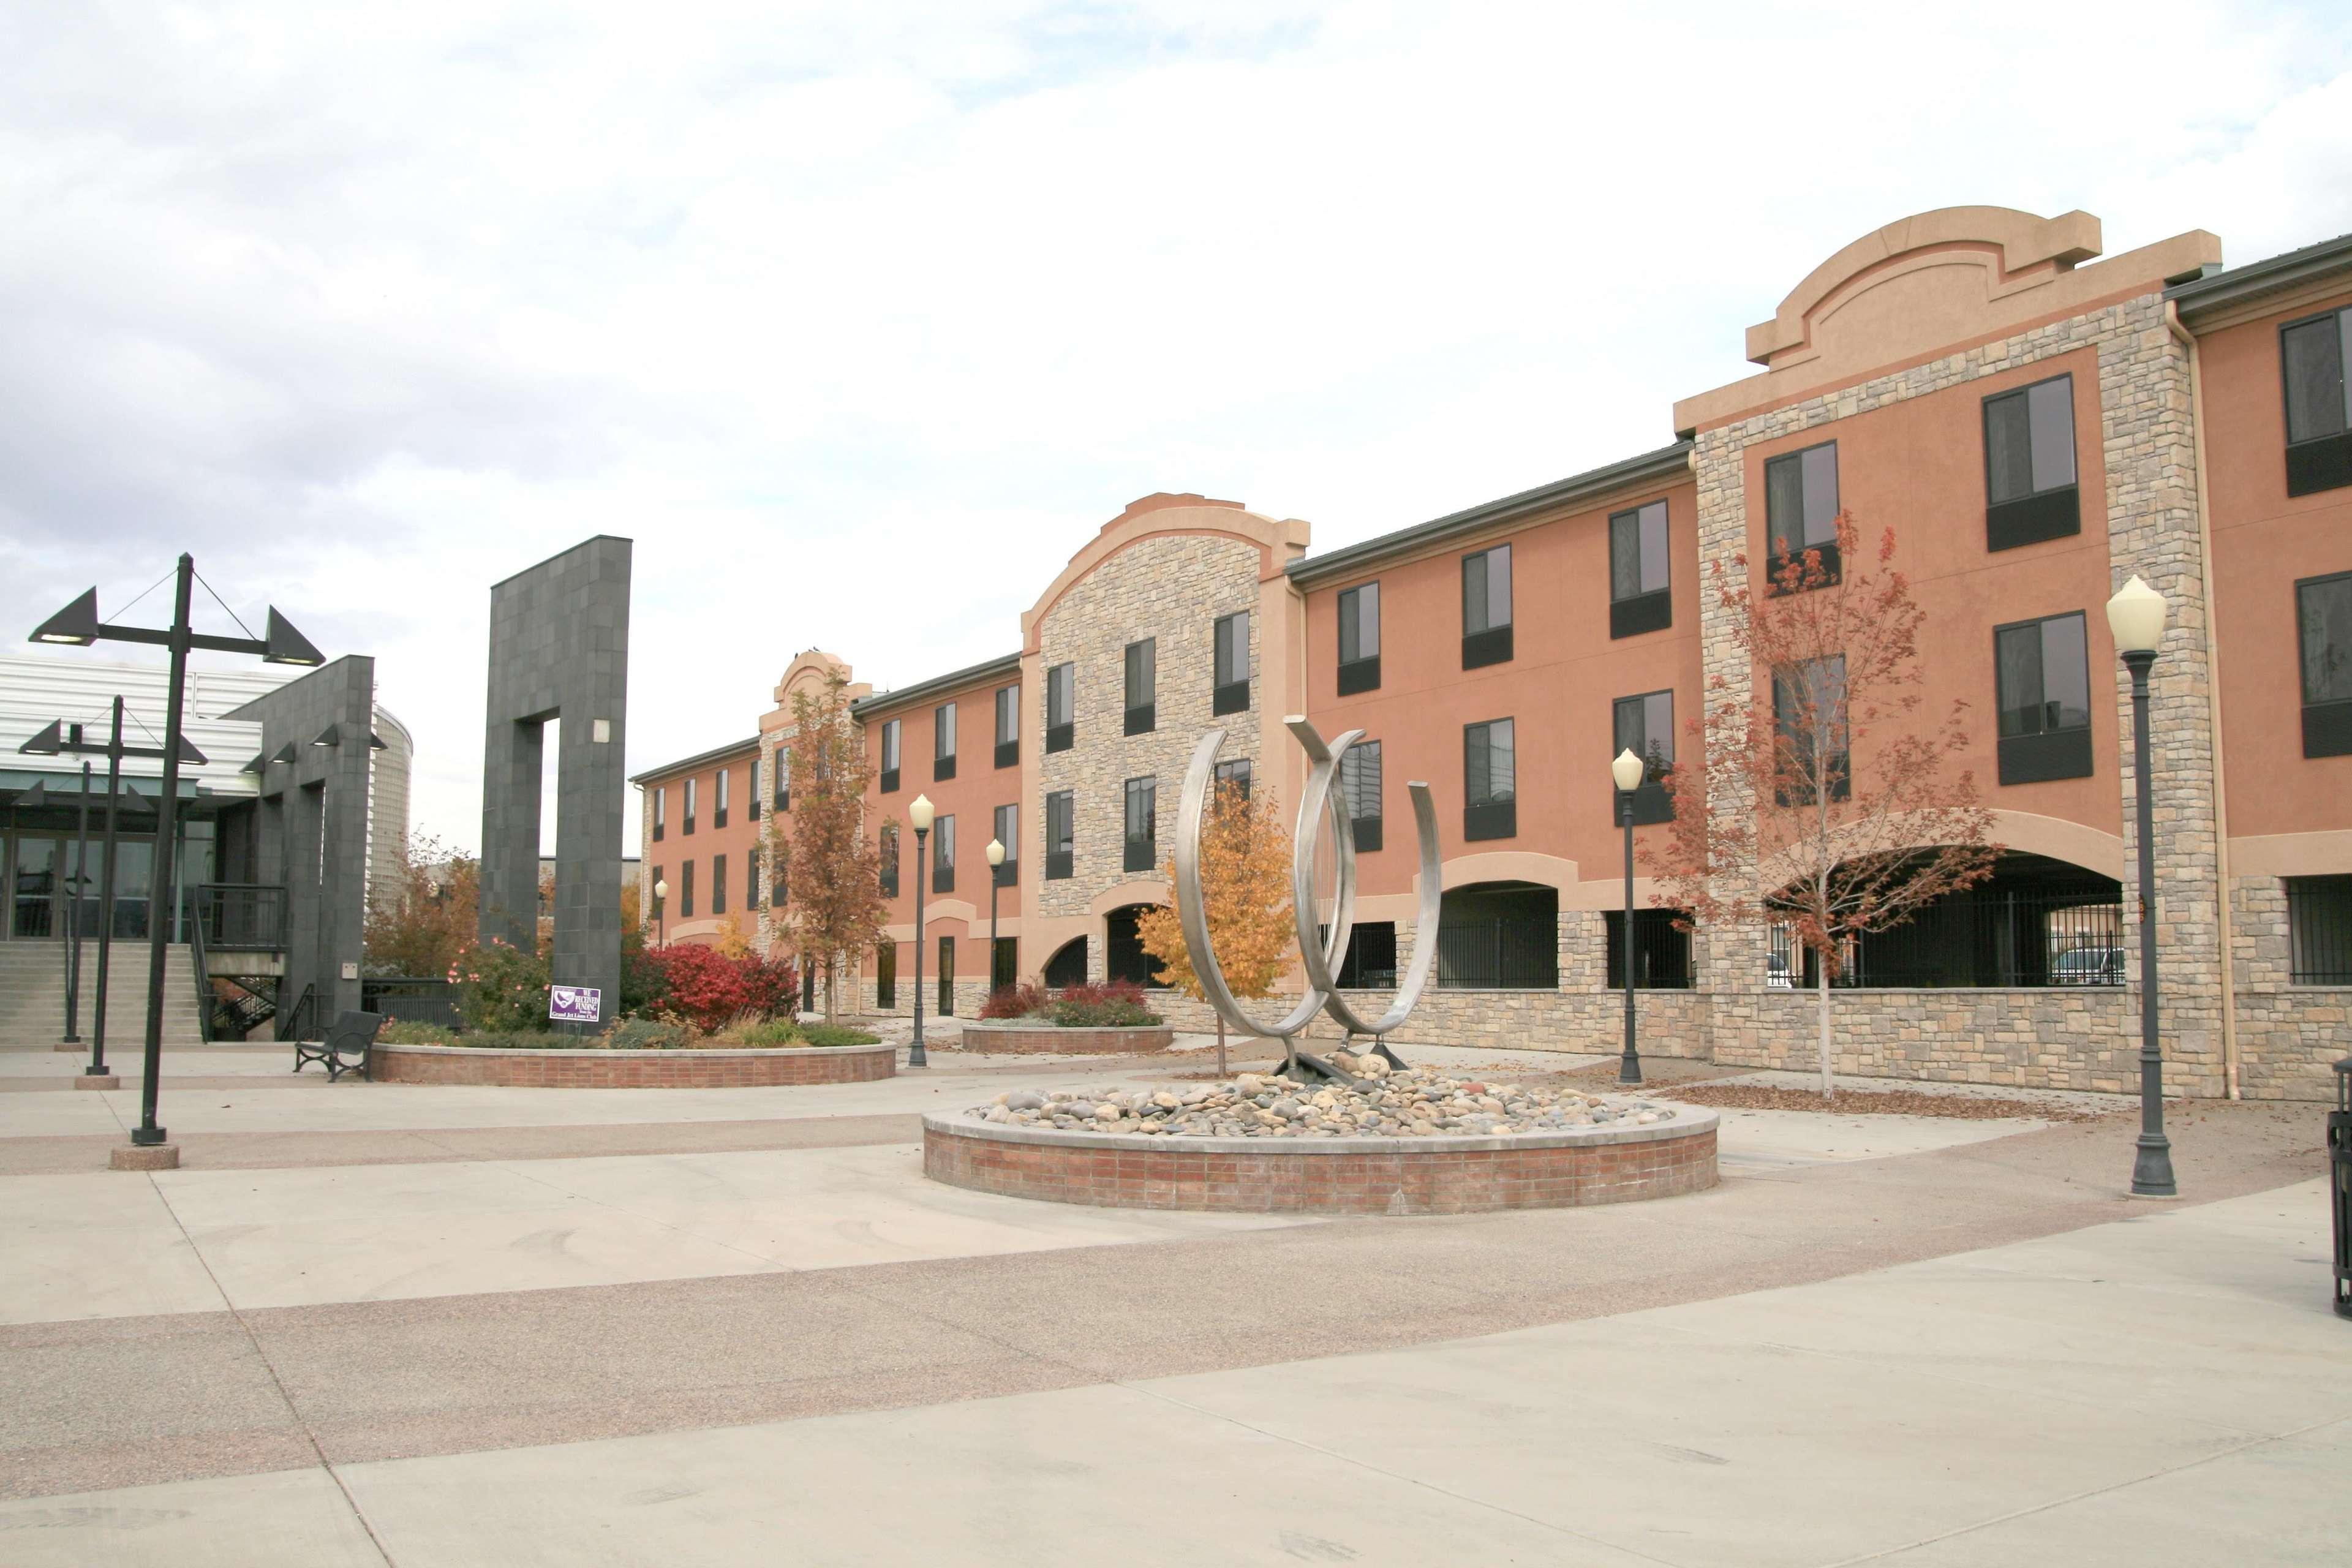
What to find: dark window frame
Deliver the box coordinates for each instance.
[994,684,1019,769]
[2281,304,2352,497]
[878,824,899,899]
[1982,372,2082,550]
[1610,689,1676,826]
[1124,639,1156,735]
[1608,499,1673,638]
[1213,757,1251,802]
[1773,657,1851,804]
[932,813,955,894]
[1994,610,2096,783]
[1045,662,1075,753]
[1340,739,1382,853]
[1463,718,1517,841]
[874,941,896,1009]
[1336,581,1381,695]
[1123,776,1157,873]
[773,747,790,813]
[1045,790,1074,881]
[2299,570,2352,758]
[878,720,900,794]
[682,776,698,835]
[711,853,728,915]
[1763,440,1842,590]
[993,802,1019,888]
[679,858,696,919]
[933,702,957,782]
[937,935,955,1016]
[1213,610,1252,715]
[747,758,760,823]
[1461,543,1514,669]
[714,766,730,830]
[652,784,665,842]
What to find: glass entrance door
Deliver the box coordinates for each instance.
[10,839,63,938]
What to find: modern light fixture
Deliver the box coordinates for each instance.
[29,588,101,646]
[1611,747,1646,1087]
[985,837,1005,868]
[908,793,936,834]
[986,837,1006,996]
[909,795,934,1069]
[2108,574,2176,1198]
[653,876,669,944]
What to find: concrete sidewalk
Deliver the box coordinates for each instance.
[3,1180,2339,1567]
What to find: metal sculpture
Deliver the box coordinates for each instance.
[1175,717,1443,1084]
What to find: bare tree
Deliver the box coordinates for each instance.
[1659,511,1997,1098]
[764,673,888,1022]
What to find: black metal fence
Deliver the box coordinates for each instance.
[1767,886,2125,989]
[2289,876,2352,985]
[1604,910,1693,989]
[1436,916,1557,989]
[194,883,287,950]
[360,976,462,1028]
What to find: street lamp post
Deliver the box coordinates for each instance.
[2106,575,2177,1199]
[1611,747,1647,1087]
[652,878,669,946]
[31,559,323,1159]
[908,794,934,1069]
[986,837,1005,994]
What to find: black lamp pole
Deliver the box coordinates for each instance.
[2124,649,2177,1198]
[1618,785,1642,1087]
[910,822,930,1069]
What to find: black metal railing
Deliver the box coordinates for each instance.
[1605,909,1693,989]
[1766,887,2125,989]
[194,883,287,951]
[2288,876,2352,984]
[1436,916,1557,989]
[361,976,462,1028]
[279,982,318,1043]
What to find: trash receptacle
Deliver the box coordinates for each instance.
[2333,1057,2350,1320]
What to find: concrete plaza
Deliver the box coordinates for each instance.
[0,1033,2337,1566]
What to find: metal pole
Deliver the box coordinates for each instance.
[989,865,1000,992]
[2125,649,2176,1197]
[131,554,194,1148]
[910,825,929,1069]
[91,699,126,1076]
[1619,790,1642,1086]
[63,750,91,1044]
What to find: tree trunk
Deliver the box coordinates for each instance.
[1215,1016,1227,1077]
[824,956,839,1025]
[1815,953,1834,1101]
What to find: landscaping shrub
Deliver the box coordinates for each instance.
[799,1023,880,1047]
[716,1016,805,1047]
[447,938,552,1033]
[604,1017,693,1050]
[374,1017,452,1044]
[1043,979,1159,1028]
[643,943,795,1031]
[979,981,1047,1020]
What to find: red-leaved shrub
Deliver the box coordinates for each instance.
[643,943,796,1031]
[979,981,1047,1020]
[1044,978,1157,1027]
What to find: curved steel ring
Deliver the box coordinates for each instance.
[1291,729,1444,1038]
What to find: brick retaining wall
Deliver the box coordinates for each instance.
[956,1022,1174,1055]
[922,1110,1717,1215]
[372,1041,896,1088]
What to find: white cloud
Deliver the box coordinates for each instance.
[2,0,2346,856]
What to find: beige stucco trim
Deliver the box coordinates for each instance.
[1018,496,1310,656]
[1983,809,2126,881]
[2228,831,2352,878]
[1088,878,1171,918]
[1414,851,1582,896]
[761,650,864,732]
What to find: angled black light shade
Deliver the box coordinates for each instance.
[263,608,326,666]
[17,782,50,808]
[175,734,207,764]
[311,723,341,747]
[116,782,153,813]
[369,731,388,750]
[30,589,100,647]
[18,720,66,755]
[241,753,267,774]
[270,742,299,765]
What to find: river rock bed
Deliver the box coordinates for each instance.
[968,1057,1681,1139]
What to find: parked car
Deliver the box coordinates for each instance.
[2054,946,2125,985]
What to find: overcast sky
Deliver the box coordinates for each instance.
[5,0,2348,859]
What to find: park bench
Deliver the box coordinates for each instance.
[293,1009,384,1082]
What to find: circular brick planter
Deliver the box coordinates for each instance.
[372,1041,895,1088]
[956,1021,1175,1055]
[921,1106,1717,1215]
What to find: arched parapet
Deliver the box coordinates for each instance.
[1088,879,1170,919]
[1414,850,1580,899]
[1982,809,2124,883]
[763,650,867,734]
[1019,494,1309,652]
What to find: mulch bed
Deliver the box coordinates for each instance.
[1653,1082,2120,1121]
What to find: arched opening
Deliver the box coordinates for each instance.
[1436,880,1558,989]
[1103,903,1163,988]
[1042,936,1088,989]
[1768,850,2124,989]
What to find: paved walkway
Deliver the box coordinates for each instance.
[0,1038,2332,1565]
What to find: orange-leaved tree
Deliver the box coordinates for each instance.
[363,831,480,976]
[1136,778,1294,1077]
[1656,511,1997,1099]
[765,672,888,1022]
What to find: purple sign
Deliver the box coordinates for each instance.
[548,986,603,1024]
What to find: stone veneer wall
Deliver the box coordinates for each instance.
[2229,874,2352,1101]
[1033,532,1264,978]
[1689,288,2230,1097]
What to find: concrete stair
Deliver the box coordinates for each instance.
[0,941,209,1048]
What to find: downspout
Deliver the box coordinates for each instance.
[2165,298,2239,1099]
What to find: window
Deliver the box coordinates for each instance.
[878,720,900,794]
[991,935,1019,991]
[1611,690,1675,826]
[1124,639,1156,734]
[774,747,790,812]
[679,859,696,918]
[879,823,899,898]
[1336,921,1396,988]
[1046,663,1075,753]
[1608,500,1672,638]
[1995,612,2094,782]
[1463,719,1516,840]
[683,777,698,834]
[1124,777,1157,873]
[1461,545,1513,668]
[932,813,955,894]
[2287,876,2352,984]
[1337,582,1381,694]
[1773,657,1850,803]
[1604,909,1693,989]
[1045,791,1074,881]
[994,685,1019,769]
[2300,571,2352,757]
[993,802,1018,888]
[711,853,727,914]
[1340,741,1382,853]
[714,766,730,829]
[1213,611,1251,715]
[748,759,760,822]
[650,865,664,916]
[2282,304,2352,496]
[933,703,957,781]
[653,785,666,842]
[875,942,897,1009]
[938,935,956,1016]
[1764,440,1841,588]
[1982,374,2080,549]
[771,850,786,908]
[1213,758,1251,801]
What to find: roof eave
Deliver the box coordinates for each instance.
[849,653,1023,720]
